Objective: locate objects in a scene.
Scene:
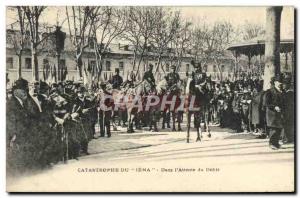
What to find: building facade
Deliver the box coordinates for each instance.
[6,29,240,84]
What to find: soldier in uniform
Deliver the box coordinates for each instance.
[262,75,284,149]
[123,71,136,90]
[142,64,156,94]
[109,68,123,90]
[166,65,180,91]
[98,81,114,137]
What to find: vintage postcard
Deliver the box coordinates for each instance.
[6,6,295,192]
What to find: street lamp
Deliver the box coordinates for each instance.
[52,26,66,82]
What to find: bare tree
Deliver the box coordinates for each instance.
[241,21,265,41]
[85,6,128,83]
[149,9,180,74]
[190,20,210,69]
[121,7,158,77]
[21,6,47,81]
[65,6,100,79]
[7,7,30,79]
[193,21,234,81]
[166,18,193,73]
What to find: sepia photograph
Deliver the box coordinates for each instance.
[5,4,295,193]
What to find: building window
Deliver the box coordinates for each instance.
[106,61,111,71]
[25,58,32,69]
[166,64,170,72]
[88,60,96,71]
[60,59,66,70]
[90,60,96,67]
[221,65,225,72]
[186,64,190,72]
[119,62,124,71]
[43,59,49,67]
[213,65,217,72]
[6,57,13,69]
[89,38,95,49]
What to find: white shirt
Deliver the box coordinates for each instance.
[30,94,42,113]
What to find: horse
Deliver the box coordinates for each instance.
[145,77,183,132]
[185,76,212,143]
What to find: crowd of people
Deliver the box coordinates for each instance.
[6,63,295,173]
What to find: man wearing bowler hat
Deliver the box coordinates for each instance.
[263,75,284,149]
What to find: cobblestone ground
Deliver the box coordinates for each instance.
[7,125,294,192]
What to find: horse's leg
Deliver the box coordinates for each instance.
[112,111,118,131]
[153,112,159,132]
[177,111,182,131]
[196,113,201,142]
[172,111,176,131]
[149,111,153,131]
[166,110,171,128]
[127,111,133,133]
[131,113,135,133]
[162,111,166,129]
[187,111,191,143]
[136,112,142,129]
[205,108,212,138]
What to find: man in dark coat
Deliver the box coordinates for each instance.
[251,90,267,138]
[282,77,294,143]
[166,65,180,91]
[109,68,123,90]
[142,64,156,93]
[262,75,284,149]
[7,78,48,171]
[72,86,97,154]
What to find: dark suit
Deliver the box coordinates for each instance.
[282,89,295,142]
[6,95,46,171]
[263,87,283,147]
[110,75,123,89]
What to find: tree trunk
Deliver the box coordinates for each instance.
[263,6,283,90]
[96,55,103,81]
[31,46,39,82]
[76,54,83,79]
[57,54,61,82]
[17,53,22,79]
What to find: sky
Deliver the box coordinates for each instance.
[6,6,294,39]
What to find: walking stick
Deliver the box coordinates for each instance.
[65,129,69,164]
[103,110,105,136]
[61,126,68,163]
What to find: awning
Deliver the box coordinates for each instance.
[227,39,294,56]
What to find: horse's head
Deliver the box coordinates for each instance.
[156,79,167,95]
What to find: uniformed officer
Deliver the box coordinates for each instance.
[123,71,136,90]
[98,81,113,137]
[166,65,180,91]
[109,68,123,90]
[142,64,156,93]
